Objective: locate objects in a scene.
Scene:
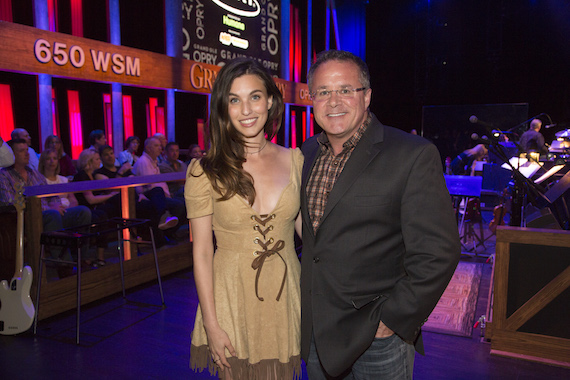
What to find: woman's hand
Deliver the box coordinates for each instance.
[205,325,237,371]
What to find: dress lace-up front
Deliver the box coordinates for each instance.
[251,214,287,301]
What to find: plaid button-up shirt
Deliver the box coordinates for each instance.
[306,114,371,233]
[0,165,50,210]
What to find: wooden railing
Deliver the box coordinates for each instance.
[23,172,192,320]
[488,225,570,367]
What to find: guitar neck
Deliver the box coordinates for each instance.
[13,182,26,279]
[14,208,24,278]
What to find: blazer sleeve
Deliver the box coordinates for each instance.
[380,143,461,343]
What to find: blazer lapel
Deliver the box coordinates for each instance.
[301,136,321,239]
[319,115,385,227]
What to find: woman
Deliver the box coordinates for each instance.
[38,148,93,273]
[73,149,120,266]
[117,136,141,166]
[44,135,76,177]
[185,58,303,379]
[38,148,82,211]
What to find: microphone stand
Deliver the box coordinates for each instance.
[484,136,549,227]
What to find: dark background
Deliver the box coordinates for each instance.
[365,0,570,156]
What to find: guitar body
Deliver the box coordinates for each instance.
[0,266,35,335]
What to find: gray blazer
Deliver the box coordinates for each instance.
[300,113,461,376]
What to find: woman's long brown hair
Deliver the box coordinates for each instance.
[196,58,284,205]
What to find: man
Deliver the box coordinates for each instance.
[153,133,168,164]
[300,50,460,379]
[158,141,187,197]
[11,128,39,170]
[88,129,107,151]
[88,129,119,166]
[0,139,91,277]
[133,137,185,232]
[0,135,15,168]
[519,118,546,154]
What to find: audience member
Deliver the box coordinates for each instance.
[117,136,141,166]
[39,148,82,211]
[11,128,39,170]
[73,149,121,266]
[95,145,133,178]
[88,129,119,166]
[158,141,187,197]
[0,140,91,277]
[0,135,15,168]
[94,145,178,243]
[133,137,186,230]
[88,129,107,151]
[153,133,168,164]
[185,143,203,165]
[44,135,76,177]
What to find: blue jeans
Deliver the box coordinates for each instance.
[307,333,415,380]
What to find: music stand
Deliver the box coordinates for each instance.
[445,175,487,253]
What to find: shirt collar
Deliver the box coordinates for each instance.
[317,112,371,153]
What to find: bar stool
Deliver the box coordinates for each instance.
[33,217,165,344]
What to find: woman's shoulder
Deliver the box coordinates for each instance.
[56,175,68,184]
[289,147,304,167]
[186,158,205,177]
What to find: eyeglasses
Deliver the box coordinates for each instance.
[310,87,368,101]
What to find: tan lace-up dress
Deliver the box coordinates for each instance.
[185,148,303,379]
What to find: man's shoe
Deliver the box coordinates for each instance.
[158,216,179,230]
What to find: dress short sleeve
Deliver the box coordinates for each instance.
[291,147,304,176]
[184,159,214,219]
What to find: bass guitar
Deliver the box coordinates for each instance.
[0,182,35,335]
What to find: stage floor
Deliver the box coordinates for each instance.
[1,221,568,379]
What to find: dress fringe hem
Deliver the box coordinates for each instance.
[190,344,301,380]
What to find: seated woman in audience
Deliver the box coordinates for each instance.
[118,136,141,166]
[44,135,77,177]
[73,149,121,266]
[39,148,82,210]
[38,148,94,269]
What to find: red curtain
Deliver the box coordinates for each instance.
[67,90,83,159]
[48,0,58,32]
[146,97,158,137]
[291,111,297,149]
[0,84,14,141]
[52,88,60,136]
[0,0,13,22]
[70,0,83,37]
[122,95,134,139]
[102,94,113,147]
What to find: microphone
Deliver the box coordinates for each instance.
[492,129,514,136]
[469,115,493,129]
[545,124,557,129]
[471,133,490,145]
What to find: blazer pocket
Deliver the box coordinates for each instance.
[351,294,384,310]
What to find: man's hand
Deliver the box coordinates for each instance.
[375,320,395,338]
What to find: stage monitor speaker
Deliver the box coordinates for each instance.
[525,206,561,230]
